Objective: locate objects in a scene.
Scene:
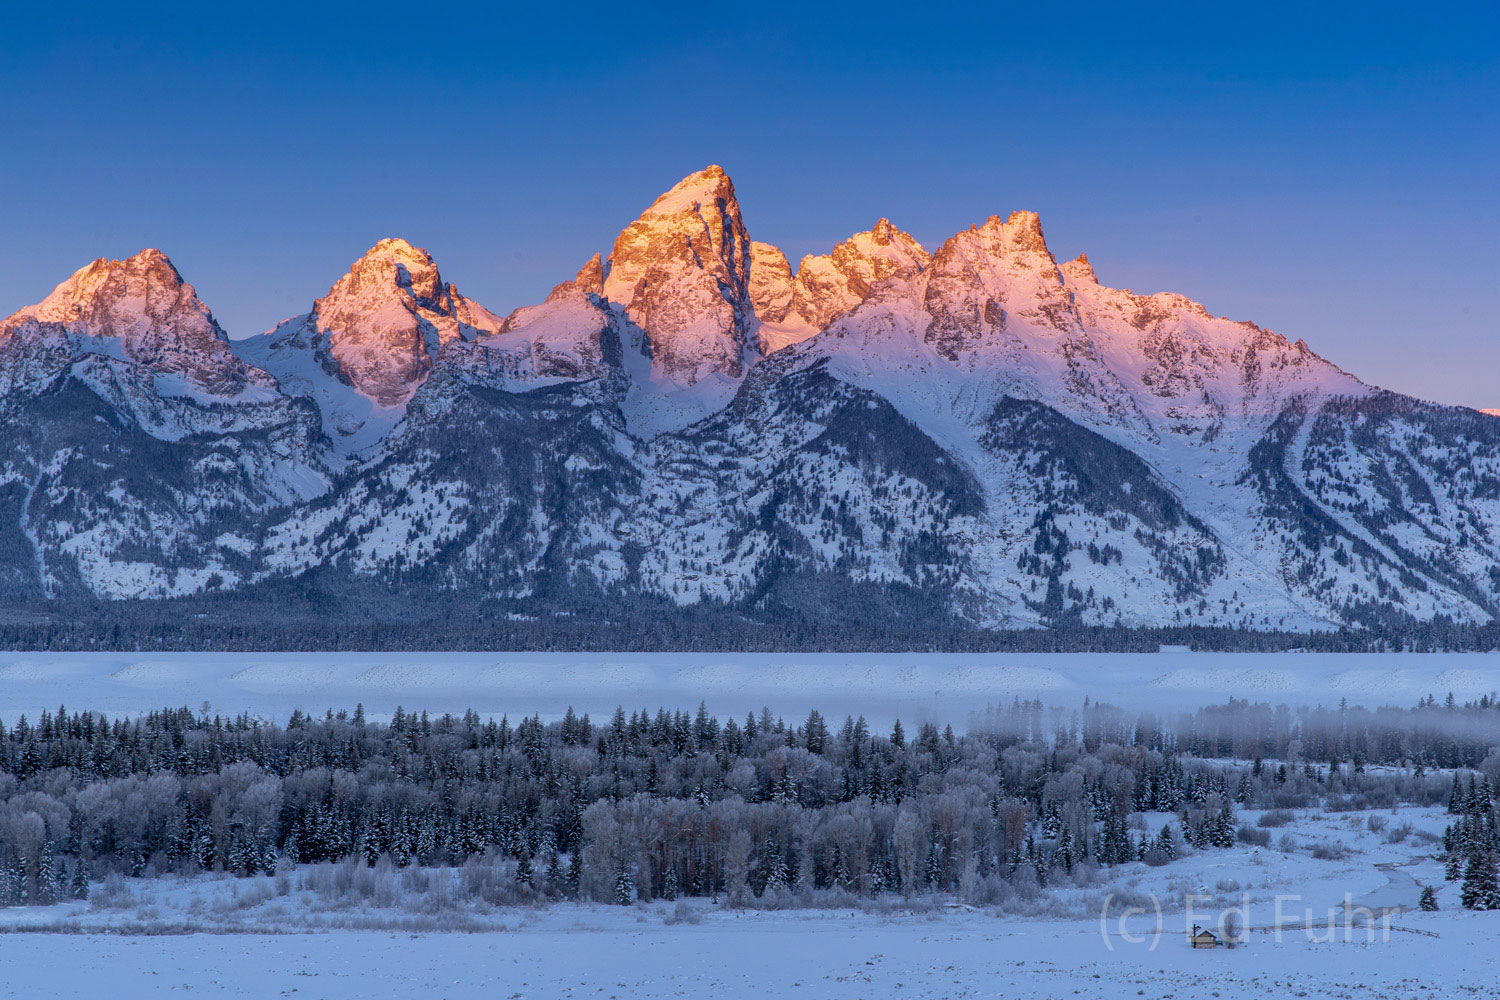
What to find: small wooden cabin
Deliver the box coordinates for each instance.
[1189,925,1220,949]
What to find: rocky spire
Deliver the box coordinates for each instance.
[748,241,794,323]
[573,253,604,297]
[601,165,754,385]
[1061,252,1098,285]
[546,253,605,303]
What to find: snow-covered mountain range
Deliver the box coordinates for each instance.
[3,166,1497,630]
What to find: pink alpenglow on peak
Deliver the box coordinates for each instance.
[602,165,755,386]
[1060,252,1098,284]
[545,253,605,303]
[236,237,501,450]
[0,248,271,397]
[791,219,931,330]
[307,238,502,405]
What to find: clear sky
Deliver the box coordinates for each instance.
[3,2,1496,407]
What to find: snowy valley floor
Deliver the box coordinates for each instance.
[0,804,1494,999]
[4,908,1497,1000]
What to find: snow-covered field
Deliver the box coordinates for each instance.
[0,804,1489,998]
[5,907,1496,999]
[3,650,1500,726]
[5,650,1500,997]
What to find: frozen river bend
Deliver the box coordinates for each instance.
[2,650,1499,723]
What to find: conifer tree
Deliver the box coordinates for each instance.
[257,840,279,876]
[545,850,563,895]
[613,861,634,906]
[229,836,255,877]
[764,840,788,892]
[0,855,21,907]
[35,847,59,904]
[1461,852,1500,910]
[566,851,582,899]
[1212,800,1236,848]
[1157,823,1178,861]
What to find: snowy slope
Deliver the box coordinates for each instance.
[0,251,329,599]
[0,168,1496,630]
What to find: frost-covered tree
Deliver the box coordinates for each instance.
[612,862,634,906]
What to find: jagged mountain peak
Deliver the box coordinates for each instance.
[22,247,207,330]
[639,164,736,218]
[0,247,271,396]
[951,211,1057,274]
[844,218,928,263]
[602,165,754,387]
[999,209,1046,245]
[546,253,605,303]
[238,238,501,449]
[792,219,930,330]
[299,236,500,397]
[328,237,449,309]
[749,241,795,325]
[929,210,1063,293]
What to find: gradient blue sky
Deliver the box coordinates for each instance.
[3,2,1496,407]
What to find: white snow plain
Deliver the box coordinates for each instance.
[2,650,1499,726]
[0,804,1490,998]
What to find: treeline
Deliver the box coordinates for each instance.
[3,607,1500,652]
[0,696,1479,907]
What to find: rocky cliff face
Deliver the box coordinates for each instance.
[748,241,794,324]
[2,167,1497,632]
[601,165,755,385]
